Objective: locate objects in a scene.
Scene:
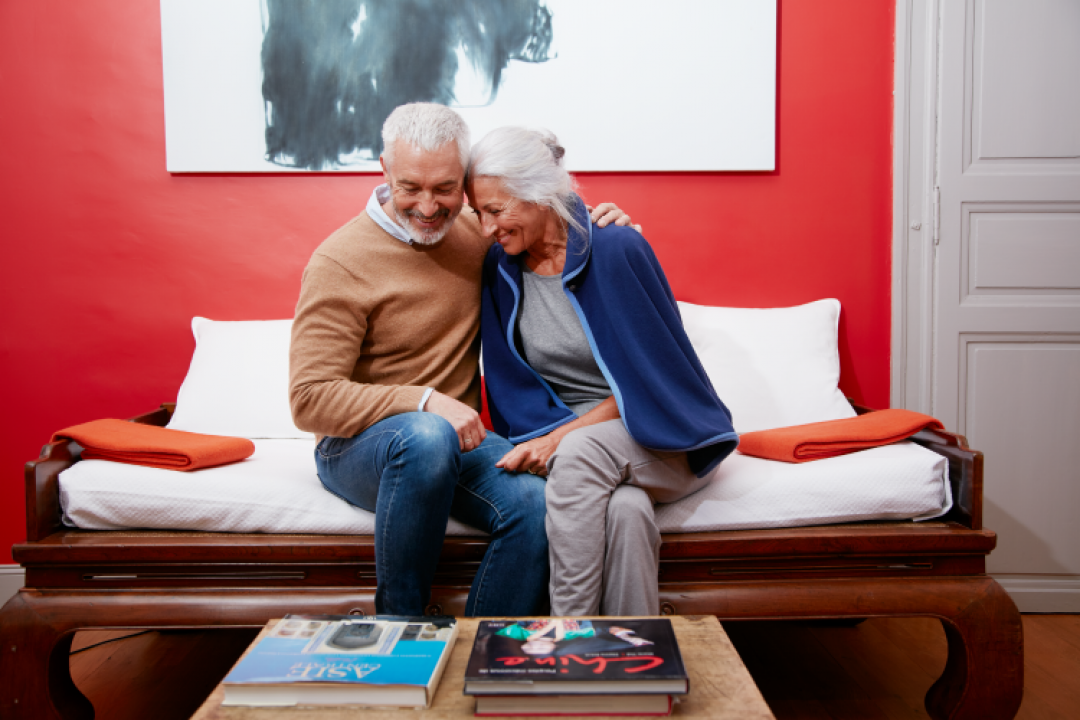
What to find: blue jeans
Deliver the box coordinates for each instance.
[315,412,549,617]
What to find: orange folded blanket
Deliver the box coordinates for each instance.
[53,419,255,471]
[737,409,944,463]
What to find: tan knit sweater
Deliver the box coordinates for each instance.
[289,211,491,438]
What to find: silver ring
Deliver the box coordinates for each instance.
[528,469,537,475]
[464,438,473,446]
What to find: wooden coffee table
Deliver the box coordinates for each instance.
[190,615,774,719]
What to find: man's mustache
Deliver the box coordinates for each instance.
[405,208,450,222]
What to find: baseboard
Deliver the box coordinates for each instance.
[994,574,1080,613]
[0,565,25,607]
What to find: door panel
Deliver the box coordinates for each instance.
[973,0,1080,160]
[964,205,1080,301]
[964,338,1080,574]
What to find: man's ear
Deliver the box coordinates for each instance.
[379,155,391,183]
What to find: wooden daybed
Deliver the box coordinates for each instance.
[0,403,1022,719]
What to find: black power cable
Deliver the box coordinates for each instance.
[69,630,155,655]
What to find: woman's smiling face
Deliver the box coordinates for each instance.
[468,176,550,257]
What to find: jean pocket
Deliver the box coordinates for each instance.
[317,435,353,460]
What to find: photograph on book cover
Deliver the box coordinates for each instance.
[160,0,777,172]
[223,616,458,702]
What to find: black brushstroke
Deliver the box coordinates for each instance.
[261,0,554,170]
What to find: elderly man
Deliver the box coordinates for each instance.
[289,103,633,616]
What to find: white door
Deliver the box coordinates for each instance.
[931,0,1080,610]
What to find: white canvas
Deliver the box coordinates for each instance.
[160,0,776,172]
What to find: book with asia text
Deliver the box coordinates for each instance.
[221,614,458,708]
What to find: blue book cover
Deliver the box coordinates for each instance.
[223,614,458,707]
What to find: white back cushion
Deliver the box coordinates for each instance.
[677,299,855,434]
[166,317,313,439]
[166,300,852,440]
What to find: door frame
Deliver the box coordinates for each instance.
[891,0,939,416]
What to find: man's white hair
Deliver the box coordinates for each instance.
[467,126,584,235]
[381,103,471,170]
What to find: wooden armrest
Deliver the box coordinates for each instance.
[909,426,983,530]
[849,399,982,530]
[131,403,174,427]
[23,404,176,542]
[24,439,78,542]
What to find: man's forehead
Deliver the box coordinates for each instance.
[388,139,463,171]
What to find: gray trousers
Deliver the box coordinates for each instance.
[545,420,713,616]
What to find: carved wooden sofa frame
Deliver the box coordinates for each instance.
[1,403,1023,719]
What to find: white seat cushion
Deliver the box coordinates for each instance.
[59,439,483,536]
[59,439,951,535]
[656,443,952,533]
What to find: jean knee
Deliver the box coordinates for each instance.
[402,412,457,446]
[396,413,458,455]
[391,413,459,487]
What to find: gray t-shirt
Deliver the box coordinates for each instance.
[518,268,612,416]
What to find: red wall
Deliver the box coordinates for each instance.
[0,1,894,561]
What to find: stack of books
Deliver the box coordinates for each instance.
[220,614,458,708]
[463,618,689,716]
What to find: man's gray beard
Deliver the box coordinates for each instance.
[394,204,460,245]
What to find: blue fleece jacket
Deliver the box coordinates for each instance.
[480,196,738,477]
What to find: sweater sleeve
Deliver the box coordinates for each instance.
[289,253,425,438]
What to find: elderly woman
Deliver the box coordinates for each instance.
[469,127,739,616]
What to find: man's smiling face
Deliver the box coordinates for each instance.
[381,139,466,245]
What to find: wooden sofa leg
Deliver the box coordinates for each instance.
[1,586,385,719]
[924,579,1024,720]
[662,575,1023,720]
[0,591,94,720]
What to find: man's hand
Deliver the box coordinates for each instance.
[588,202,643,233]
[424,391,487,452]
[496,432,560,475]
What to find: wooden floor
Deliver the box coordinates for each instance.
[69,615,1079,719]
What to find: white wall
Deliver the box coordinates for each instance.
[0,565,24,607]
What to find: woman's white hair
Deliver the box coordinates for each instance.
[381,103,471,171]
[467,127,584,235]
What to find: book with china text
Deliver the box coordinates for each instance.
[463,619,688,697]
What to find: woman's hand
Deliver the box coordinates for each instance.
[496,433,561,475]
[497,398,622,475]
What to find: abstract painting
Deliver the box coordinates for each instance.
[161,0,776,172]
